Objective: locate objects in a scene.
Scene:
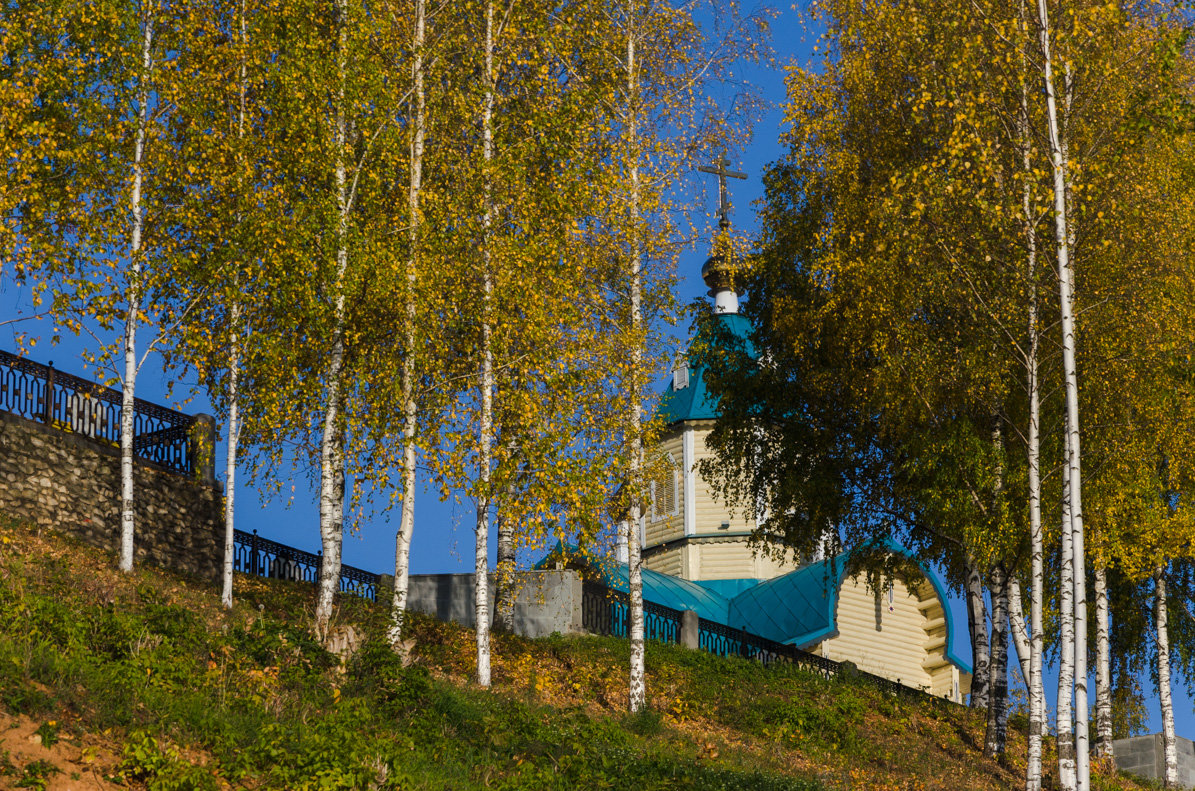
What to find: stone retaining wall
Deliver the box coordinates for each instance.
[0,411,224,581]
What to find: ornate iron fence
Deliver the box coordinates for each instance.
[225,530,943,703]
[582,579,947,704]
[233,529,379,601]
[698,619,840,676]
[0,350,213,478]
[581,582,683,643]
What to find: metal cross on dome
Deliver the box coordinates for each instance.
[697,156,747,229]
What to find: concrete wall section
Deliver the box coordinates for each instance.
[406,570,584,639]
[1113,734,1195,789]
[0,411,224,581]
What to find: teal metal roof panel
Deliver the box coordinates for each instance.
[725,552,848,645]
[724,540,972,675]
[691,578,763,600]
[535,538,971,676]
[658,313,755,426]
[602,565,731,624]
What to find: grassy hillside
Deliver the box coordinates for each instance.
[0,517,1150,790]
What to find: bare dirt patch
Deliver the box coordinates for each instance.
[0,710,122,790]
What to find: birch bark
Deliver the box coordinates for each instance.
[965,556,990,709]
[1155,567,1178,788]
[1007,577,1030,685]
[316,0,351,635]
[222,301,241,609]
[1061,55,1090,791]
[1019,57,1045,786]
[494,448,518,632]
[626,23,646,714]
[474,0,496,689]
[1094,565,1112,759]
[119,5,154,574]
[1058,471,1077,791]
[222,0,248,610]
[389,0,425,646]
[1037,3,1086,784]
[984,563,1009,757]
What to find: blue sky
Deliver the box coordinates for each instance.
[2,1,1190,744]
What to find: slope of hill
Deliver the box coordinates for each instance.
[0,517,1148,790]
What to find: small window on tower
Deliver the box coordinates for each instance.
[672,355,689,390]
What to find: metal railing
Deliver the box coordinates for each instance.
[233,529,379,601]
[581,582,684,643]
[0,350,213,479]
[224,530,952,704]
[582,579,952,704]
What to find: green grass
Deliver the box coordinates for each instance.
[0,522,829,790]
[0,518,1152,790]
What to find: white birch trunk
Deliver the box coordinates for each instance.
[494,444,517,633]
[1037,5,1086,785]
[965,556,990,710]
[222,303,241,608]
[1007,577,1031,686]
[1058,470,1077,791]
[1025,249,1046,791]
[1019,58,1045,786]
[119,7,154,574]
[626,26,646,715]
[473,0,496,689]
[316,0,350,634]
[1094,566,1112,759]
[222,0,248,611]
[1155,567,1178,788]
[984,563,1009,757]
[388,0,425,646]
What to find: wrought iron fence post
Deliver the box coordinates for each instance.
[41,362,54,424]
[251,529,261,576]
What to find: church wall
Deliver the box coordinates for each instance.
[818,575,934,692]
[690,425,756,535]
[753,549,801,579]
[644,432,685,549]
[644,547,683,577]
[697,539,758,579]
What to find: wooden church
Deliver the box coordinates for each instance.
[608,169,972,703]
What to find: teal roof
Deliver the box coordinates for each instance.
[537,539,971,675]
[600,565,730,624]
[727,539,971,674]
[692,578,763,600]
[727,554,847,645]
[658,313,754,425]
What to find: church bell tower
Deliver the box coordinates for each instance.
[639,156,797,583]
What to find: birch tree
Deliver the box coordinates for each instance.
[26,0,197,574]
[585,0,766,714]
[1155,568,1178,786]
[701,6,1194,786]
[213,0,398,636]
[386,0,426,647]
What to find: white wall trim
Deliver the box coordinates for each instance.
[682,426,696,537]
